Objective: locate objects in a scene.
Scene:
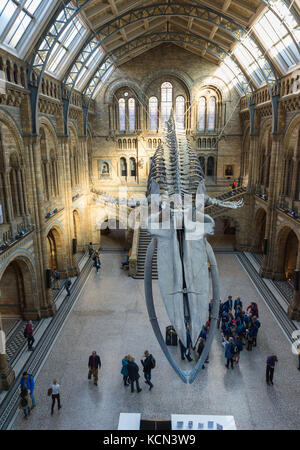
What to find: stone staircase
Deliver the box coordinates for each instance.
[134,228,158,279]
[133,186,247,280]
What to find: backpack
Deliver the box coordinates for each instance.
[20,396,28,407]
[150,355,156,369]
[23,328,28,339]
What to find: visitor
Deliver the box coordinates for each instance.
[266,355,278,385]
[234,336,243,365]
[88,242,94,257]
[88,350,101,386]
[95,254,101,273]
[20,371,36,408]
[141,350,155,390]
[50,379,62,415]
[225,337,235,369]
[127,355,142,393]
[252,316,261,347]
[232,179,237,190]
[196,337,206,369]
[246,324,256,351]
[53,268,60,290]
[234,297,243,313]
[64,277,72,296]
[121,355,129,386]
[19,387,32,419]
[24,321,35,351]
[247,302,259,318]
[223,295,233,312]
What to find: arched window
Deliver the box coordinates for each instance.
[118,139,122,149]
[128,98,135,132]
[149,96,158,131]
[161,82,173,126]
[130,158,136,177]
[120,157,127,177]
[199,156,205,174]
[176,96,185,128]
[198,97,206,131]
[208,97,216,131]
[207,156,214,176]
[119,98,125,131]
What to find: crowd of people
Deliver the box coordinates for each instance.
[121,350,156,393]
[219,296,261,369]
[18,348,157,420]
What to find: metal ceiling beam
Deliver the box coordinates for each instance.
[63,2,278,101]
[27,0,93,135]
[82,31,255,108]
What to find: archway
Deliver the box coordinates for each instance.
[46,228,63,271]
[73,210,81,249]
[276,227,299,280]
[207,216,236,250]
[100,219,127,250]
[253,208,267,253]
[284,230,298,280]
[0,257,35,318]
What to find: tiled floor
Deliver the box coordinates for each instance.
[12,252,300,430]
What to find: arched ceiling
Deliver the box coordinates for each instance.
[9,0,297,134]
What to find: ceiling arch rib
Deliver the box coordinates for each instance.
[63,2,251,91]
[82,31,255,108]
[63,2,277,102]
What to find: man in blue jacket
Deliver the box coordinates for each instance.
[223,296,233,312]
[20,371,36,408]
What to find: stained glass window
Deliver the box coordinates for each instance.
[119,98,125,131]
[198,97,206,131]
[208,97,216,131]
[161,82,173,126]
[149,96,158,131]
[176,96,185,129]
[128,98,135,132]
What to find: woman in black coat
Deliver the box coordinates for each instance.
[127,355,142,393]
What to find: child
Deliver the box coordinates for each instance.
[19,387,31,419]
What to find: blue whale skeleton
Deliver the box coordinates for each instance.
[144,111,243,384]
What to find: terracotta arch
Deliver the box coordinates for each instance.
[253,208,267,252]
[0,254,38,319]
[46,226,64,271]
[73,209,81,248]
[274,226,300,279]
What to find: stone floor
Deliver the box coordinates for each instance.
[12,252,300,430]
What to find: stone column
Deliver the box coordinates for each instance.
[30,137,56,317]
[260,135,282,278]
[0,314,15,392]
[16,169,25,216]
[60,137,78,276]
